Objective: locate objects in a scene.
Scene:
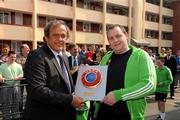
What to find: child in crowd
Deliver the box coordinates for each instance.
[155,57,173,120]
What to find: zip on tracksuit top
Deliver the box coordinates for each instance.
[156,66,173,94]
[94,45,157,120]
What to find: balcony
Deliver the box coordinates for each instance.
[36,27,73,42]
[145,21,159,30]
[37,0,73,19]
[162,7,173,16]
[161,24,173,32]
[106,0,128,7]
[0,24,32,41]
[76,31,103,44]
[145,38,158,47]
[0,0,32,13]
[76,8,103,23]
[145,2,160,14]
[106,13,128,26]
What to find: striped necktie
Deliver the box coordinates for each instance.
[57,55,71,93]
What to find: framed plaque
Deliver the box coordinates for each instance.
[74,65,107,101]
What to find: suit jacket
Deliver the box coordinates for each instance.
[165,56,177,77]
[68,55,87,83]
[23,45,76,120]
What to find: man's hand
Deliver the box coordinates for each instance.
[0,77,5,83]
[71,95,85,109]
[70,66,79,75]
[102,91,116,106]
[13,77,23,81]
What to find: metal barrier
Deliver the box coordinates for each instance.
[0,79,27,120]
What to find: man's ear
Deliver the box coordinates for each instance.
[43,36,48,42]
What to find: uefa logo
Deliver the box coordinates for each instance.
[81,68,102,88]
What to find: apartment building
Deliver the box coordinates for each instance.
[0,0,175,53]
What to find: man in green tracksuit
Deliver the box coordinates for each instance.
[94,24,156,120]
[155,57,173,120]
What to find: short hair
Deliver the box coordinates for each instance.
[107,24,127,36]
[20,44,29,51]
[44,20,70,38]
[157,57,165,63]
[8,51,16,56]
[3,44,10,49]
[68,42,78,50]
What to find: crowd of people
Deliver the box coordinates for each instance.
[0,20,179,120]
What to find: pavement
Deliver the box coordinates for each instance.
[145,89,180,120]
[0,88,179,120]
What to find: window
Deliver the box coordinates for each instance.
[15,13,23,25]
[46,17,56,24]
[38,16,46,27]
[83,22,90,32]
[84,0,90,9]
[107,4,129,16]
[65,20,72,30]
[162,15,172,25]
[145,29,159,39]
[0,11,11,24]
[23,14,32,26]
[146,12,159,22]
[163,0,173,9]
[91,23,101,33]
[48,0,56,2]
[146,0,160,6]
[76,22,83,31]
[162,31,172,40]
[11,41,22,53]
[107,6,112,13]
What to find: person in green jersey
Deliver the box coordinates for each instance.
[94,24,156,120]
[155,57,173,120]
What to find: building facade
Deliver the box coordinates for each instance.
[0,0,175,53]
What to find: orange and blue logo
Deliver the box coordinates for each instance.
[81,68,101,88]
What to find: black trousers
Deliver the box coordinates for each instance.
[170,80,175,97]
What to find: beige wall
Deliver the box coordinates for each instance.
[162,8,173,16]
[160,40,172,47]
[76,32,103,44]
[146,38,158,47]
[76,8,103,23]
[106,0,128,6]
[106,14,128,26]
[37,0,73,19]
[161,24,173,32]
[145,3,160,14]
[0,24,32,41]
[145,22,159,30]
[0,0,32,13]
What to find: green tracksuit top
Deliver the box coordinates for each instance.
[156,66,173,94]
[94,45,157,120]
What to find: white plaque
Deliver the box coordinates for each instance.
[75,65,107,101]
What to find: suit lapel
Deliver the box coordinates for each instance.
[78,56,81,65]
[51,57,67,80]
[62,54,74,89]
[44,45,72,90]
[69,56,72,68]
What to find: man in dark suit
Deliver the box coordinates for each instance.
[68,43,87,84]
[23,20,85,120]
[164,49,177,99]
